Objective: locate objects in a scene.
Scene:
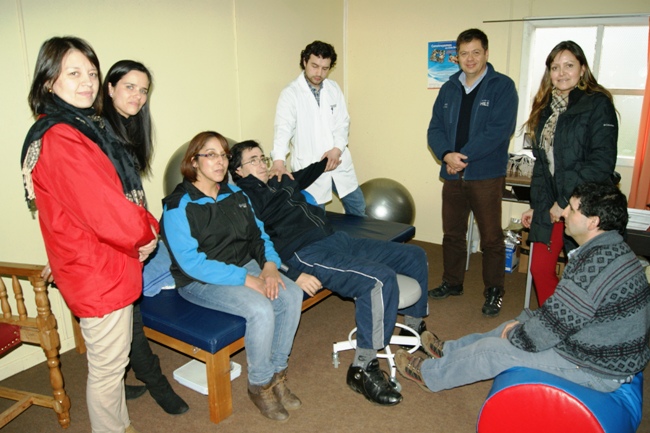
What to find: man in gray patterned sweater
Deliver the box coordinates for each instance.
[396,182,650,393]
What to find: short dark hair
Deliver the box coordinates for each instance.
[571,182,628,234]
[229,140,263,181]
[456,28,488,51]
[28,36,102,115]
[180,131,230,183]
[102,60,154,176]
[300,41,337,70]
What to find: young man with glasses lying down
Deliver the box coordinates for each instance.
[229,140,430,407]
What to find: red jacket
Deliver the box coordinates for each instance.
[32,123,158,318]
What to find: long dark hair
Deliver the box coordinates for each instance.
[524,41,614,142]
[28,36,102,116]
[102,60,154,176]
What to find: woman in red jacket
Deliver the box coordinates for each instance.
[21,37,158,433]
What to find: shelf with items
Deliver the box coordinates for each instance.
[503,174,531,203]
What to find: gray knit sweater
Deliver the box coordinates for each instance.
[509,231,650,380]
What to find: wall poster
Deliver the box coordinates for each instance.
[428,40,459,89]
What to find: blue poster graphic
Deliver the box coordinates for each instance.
[428,41,459,89]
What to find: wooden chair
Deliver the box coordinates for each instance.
[0,262,71,429]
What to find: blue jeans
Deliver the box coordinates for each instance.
[334,184,366,217]
[178,260,303,385]
[420,322,621,393]
[287,231,428,350]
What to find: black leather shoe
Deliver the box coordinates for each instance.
[399,320,426,337]
[482,287,505,317]
[428,281,463,300]
[399,320,427,352]
[125,385,147,400]
[346,359,402,406]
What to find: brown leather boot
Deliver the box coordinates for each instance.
[247,380,289,421]
[272,369,302,410]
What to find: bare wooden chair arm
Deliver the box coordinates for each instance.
[0,261,71,429]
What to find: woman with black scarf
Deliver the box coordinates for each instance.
[102,60,188,415]
[21,37,158,433]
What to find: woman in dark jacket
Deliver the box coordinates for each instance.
[103,60,188,414]
[161,131,303,422]
[521,41,618,306]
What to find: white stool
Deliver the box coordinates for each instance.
[331,274,422,391]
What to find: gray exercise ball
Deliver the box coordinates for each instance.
[360,178,415,225]
[163,137,237,196]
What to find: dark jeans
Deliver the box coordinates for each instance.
[287,231,429,350]
[441,177,505,289]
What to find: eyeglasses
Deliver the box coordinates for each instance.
[195,152,231,161]
[241,156,271,168]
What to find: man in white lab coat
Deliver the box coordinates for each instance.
[270,40,366,216]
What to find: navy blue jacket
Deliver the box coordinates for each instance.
[236,159,334,281]
[427,63,518,180]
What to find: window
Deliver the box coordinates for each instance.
[514,15,648,166]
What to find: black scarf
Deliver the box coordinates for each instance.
[21,95,146,212]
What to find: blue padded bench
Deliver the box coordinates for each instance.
[139,212,415,424]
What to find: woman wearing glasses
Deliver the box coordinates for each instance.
[161,131,303,422]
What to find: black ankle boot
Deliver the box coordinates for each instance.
[130,305,189,415]
[125,384,147,400]
[346,359,402,406]
[148,377,189,415]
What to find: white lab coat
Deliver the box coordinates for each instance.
[271,73,359,204]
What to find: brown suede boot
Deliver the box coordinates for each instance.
[247,380,289,421]
[272,369,302,410]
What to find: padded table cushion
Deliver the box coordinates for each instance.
[477,367,643,433]
[140,213,415,354]
[325,212,415,243]
[141,290,244,354]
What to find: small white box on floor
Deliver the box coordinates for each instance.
[173,359,241,395]
[505,244,519,273]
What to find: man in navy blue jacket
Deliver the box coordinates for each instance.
[229,140,430,407]
[427,28,518,317]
